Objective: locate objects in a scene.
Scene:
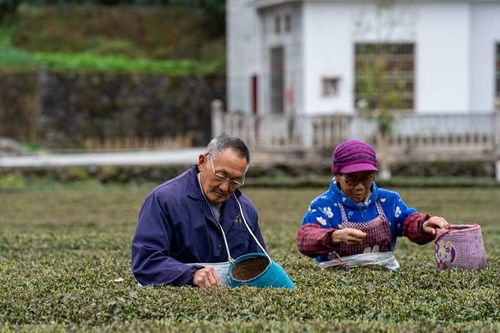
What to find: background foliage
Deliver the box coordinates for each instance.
[1,2,226,73]
[0,2,227,148]
[0,160,496,188]
[0,185,498,331]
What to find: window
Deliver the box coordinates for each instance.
[496,44,500,110]
[322,77,340,96]
[270,47,284,114]
[354,43,415,111]
[274,16,281,34]
[285,15,291,32]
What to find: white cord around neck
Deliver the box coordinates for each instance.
[198,173,234,262]
[197,172,270,262]
[233,193,270,260]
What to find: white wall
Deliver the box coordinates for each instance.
[302,1,423,115]
[416,2,470,113]
[301,1,482,114]
[302,2,353,115]
[260,4,303,115]
[227,0,260,113]
[470,3,500,112]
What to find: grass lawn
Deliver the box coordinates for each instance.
[0,184,499,332]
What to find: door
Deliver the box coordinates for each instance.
[270,46,284,114]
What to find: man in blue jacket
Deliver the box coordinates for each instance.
[131,134,266,287]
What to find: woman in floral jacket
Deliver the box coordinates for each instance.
[296,140,449,267]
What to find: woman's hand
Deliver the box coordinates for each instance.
[423,216,450,235]
[332,228,367,245]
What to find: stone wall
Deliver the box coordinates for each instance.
[0,70,225,148]
[0,71,38,143]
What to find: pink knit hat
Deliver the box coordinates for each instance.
[332,140,378,174]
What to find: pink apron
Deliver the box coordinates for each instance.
[336,201,392,256]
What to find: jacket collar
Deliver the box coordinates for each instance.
[329,178,379,209]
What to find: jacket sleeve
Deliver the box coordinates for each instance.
[131,192,201,286]
[296,223,337,258]
[402,212,434,245]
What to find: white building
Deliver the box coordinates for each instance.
[227,0,500,116]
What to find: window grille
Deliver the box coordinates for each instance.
[354,43,415,111]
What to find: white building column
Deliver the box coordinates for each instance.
[495,110,500,182]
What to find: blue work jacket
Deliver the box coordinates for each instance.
[131,165,266,286]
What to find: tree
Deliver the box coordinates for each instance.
[353,1,416,179]
[356,49,411,179]
[0,0,20,24]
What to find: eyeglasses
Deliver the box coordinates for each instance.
[341,173,375,186]
[209,154,245,188]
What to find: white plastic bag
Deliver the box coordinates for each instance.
[318,251,400,271]
[187,262,231,286]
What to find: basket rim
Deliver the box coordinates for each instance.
[435,223,481,242]
[228,253,271,283]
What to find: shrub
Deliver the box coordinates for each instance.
[32,52,200,74]
[0,0,20,23]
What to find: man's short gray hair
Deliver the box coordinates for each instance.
[206,134,250,163]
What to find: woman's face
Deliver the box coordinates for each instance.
[334,171,375,203]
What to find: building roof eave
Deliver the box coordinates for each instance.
[253,0,304,11]
[252,0,500,9]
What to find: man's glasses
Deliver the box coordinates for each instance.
[341,173,375,186]
[209,154,245,188]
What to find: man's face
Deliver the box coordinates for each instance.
[198,148,248,204]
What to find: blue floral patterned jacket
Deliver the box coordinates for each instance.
[300,179,417,262]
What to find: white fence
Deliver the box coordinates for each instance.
[212,106,500,179]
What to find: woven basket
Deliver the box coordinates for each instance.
[435,224,487,270]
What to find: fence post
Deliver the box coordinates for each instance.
[300,115,313,149]
[211,99,224,138]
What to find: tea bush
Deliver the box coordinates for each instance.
[0,185,498,331]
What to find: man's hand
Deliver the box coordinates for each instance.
[192,267,221,288]
[423,216,449,235]
[332,228,367,245]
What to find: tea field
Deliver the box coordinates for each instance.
[0,185,499,332]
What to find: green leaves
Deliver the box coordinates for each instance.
[32,52,201,74]
[0,186,499,331]
[0,45,201,74]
